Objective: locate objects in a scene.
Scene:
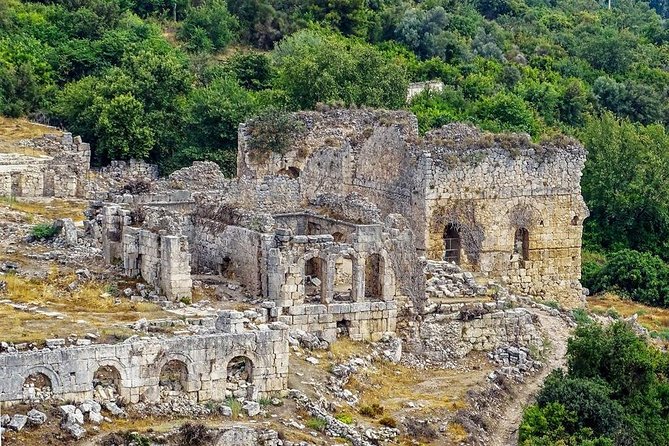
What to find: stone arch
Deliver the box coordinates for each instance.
[159,359,189,395]
[24,365,61,392]
[92,365,123,402]
[443,224,461,264]
[23,369,55,401]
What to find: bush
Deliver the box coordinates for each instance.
[335,412,354,424]
[379,416,397,428]
[359,403,384,417]
[31,223,59,240]
[305,416,327,432]
[245,108,305,157]
[588,249,669,307]
[178,423,213,446]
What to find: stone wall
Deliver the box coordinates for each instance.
[0,133,90,198]
[421,125,588,304]
[237,110,588,305]
[407,80,445,102]
[0,320,289,406]
[403,301,543,360]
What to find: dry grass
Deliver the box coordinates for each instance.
[0,272,170,343]
[588,292,669,344]
[0,116,60,155]
[0,197,87,222]
[447,422,469,442]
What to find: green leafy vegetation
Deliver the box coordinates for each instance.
[31,223,59,240]
[520,322,669,445]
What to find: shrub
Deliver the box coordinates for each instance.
[588,249,669,307]
[179,423,213,446]
[379,416,397,428]
[359,403,384,417]
[405,419,437,441]
[31,223,59,240]
[246,108,306,157]
[335,412,354,424]
[306,416,327,432]
[572,308,592,325]
[224,397,242,417]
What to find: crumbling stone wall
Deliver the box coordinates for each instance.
[238,110,588,306]
[0,319,289,406]
[403,301,543,360]
[422,125,588,305]
[0,133,90,198]
[97,204,192,300]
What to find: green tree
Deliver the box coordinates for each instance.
[178,0,237,52]
[96,93,155,159]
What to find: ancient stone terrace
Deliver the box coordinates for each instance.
[0,314,288,406]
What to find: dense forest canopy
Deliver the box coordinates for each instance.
[5,0,669,275]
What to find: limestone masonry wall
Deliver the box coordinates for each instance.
[0,320,289,406]
[0,132,90,198]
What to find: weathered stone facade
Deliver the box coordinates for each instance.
[0,315,288,406]
[0,133,90,198]
[237,109,588,305]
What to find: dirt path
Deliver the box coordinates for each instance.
[488,309,572,446]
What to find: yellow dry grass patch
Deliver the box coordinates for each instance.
[447,422,469,442]
[588,292,669,331]
[0,116,61,154]
[348,361,472,415]
[0,197,87,222]
[588,292,669,344]
[0,273,170,343]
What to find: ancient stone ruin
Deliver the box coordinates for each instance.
[0,108,588,444]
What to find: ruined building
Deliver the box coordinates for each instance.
[0,108,587,407]
[96,108,587,310]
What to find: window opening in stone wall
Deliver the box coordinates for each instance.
[307,221,322,235]
[332,232,346,243]
[93,365,122,402]
[336,319,351,337]
[226,356,253,399]
[23,373,52,401]
[443,224,461,264]
[571,215,579,226]
[514,228,530,262]
[218,256,232,278]
[277,166,300,178]
[365,254,383,299]
[159,360,189,400]
[305,257,326,303]
[334,256,353,301]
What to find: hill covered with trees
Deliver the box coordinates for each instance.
[4,0,669,287]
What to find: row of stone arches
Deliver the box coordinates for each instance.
[443,224,531,264]
[21,355,255,403]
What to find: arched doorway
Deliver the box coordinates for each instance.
[159,360,189,400]
[23,373,52,401]
[93,365,122,402]
[226,356,254,399]
[443,224,461,264]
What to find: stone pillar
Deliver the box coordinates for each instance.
[160,235,192,300]
[352,255,364,302]
[322,257,334,304]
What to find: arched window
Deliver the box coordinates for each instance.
[332,232,346,243]
[514,228,529,261]
[443,224,461,264]
[334,255,353,301]
[23,373,52,401]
